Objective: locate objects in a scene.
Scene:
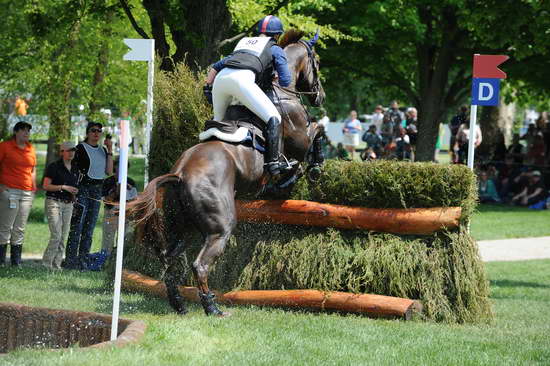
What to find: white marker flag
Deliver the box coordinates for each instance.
[123,39,154,61]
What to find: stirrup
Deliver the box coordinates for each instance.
[265,155,297,175]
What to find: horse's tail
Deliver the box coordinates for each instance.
[128,173,181,249]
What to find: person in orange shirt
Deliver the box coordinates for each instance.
[0,121,37,266]
[14,96,29,117]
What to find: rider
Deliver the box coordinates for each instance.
[205,15,292,176]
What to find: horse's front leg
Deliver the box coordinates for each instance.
[306,125,326,182]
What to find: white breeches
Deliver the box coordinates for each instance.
[212,68,281,123]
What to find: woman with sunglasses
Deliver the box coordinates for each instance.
[42,141,79,269]
[64,122,113,270]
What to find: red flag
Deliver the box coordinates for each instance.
[473,54,509,79]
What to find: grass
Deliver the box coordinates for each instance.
[0,259,549,365]
[470,204,550,241]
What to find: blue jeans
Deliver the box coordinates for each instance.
[64,184,102,268]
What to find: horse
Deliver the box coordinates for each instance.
[128,30,325,317]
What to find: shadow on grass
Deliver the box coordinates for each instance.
[476,203,547,214]
[490,279,550,289]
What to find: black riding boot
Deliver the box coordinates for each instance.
[0,244,7,266]
[264,117,289,176]
[10,245,22,267]
[199,291,225,316]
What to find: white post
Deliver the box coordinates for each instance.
[123,38,155,187]
[467,104,478,171]
[110,119,130,341]
[144,56,154,187]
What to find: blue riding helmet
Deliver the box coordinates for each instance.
[257,15,284,35]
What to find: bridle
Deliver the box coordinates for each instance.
[274,41,322,102]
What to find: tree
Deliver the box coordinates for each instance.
[316,0,550,161]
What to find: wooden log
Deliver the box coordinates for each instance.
[236,199,461,235]
[122,270,422,320]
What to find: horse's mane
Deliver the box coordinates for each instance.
[278,29,305,48]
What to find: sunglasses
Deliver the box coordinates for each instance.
[90,128,103,133]
[61,149,76,152]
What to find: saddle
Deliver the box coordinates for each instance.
[199,106,266,153]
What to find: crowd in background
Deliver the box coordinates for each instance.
[319,101,425,162]
[318,102,549,209]
[0,120,136,269]
[476,111,549,209]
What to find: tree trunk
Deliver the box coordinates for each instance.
[142,0,231,72]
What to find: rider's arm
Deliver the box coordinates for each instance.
[271,45,291,87]
[206,57,229,84]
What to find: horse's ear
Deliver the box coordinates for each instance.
[306,29,320,48]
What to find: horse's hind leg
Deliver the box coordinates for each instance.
[164,261,187,315]
[193,229,233,317]
[190,191,236,317]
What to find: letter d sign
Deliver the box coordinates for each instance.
[471,78,500,106]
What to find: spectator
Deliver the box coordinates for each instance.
[386,101,405,136]
[405,107,417,127]
[455,121,482,164]
[361,125,383,160]
[41,141,79,270]
[395,126,411,161]
[497,155,522,200]
[506,133,525,165]
[342,110,362,159]
[449,106,468,162]
[370,105,384,133]
[318,108,330,129]
[336,142,351,161]
[535,112,548,131]
[380,113,394,148]
[14,95,29,120]
[511,170,547,208]
[64,122,113,270]
[520,123,537,154]
[525,133,545,166]
[0,122,37,267]
[478,170,500,204]
[101,160,138,255]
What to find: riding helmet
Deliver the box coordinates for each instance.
[257,15,284,36]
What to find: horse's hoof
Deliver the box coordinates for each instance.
[208,310,231,318]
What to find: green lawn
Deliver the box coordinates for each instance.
[1,259,549,365]
[470,204,550,241]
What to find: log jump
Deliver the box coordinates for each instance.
[236,199,461,235]
[122,270,423,320]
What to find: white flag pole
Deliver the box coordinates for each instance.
[144,53,154,187]
[123,38,155,187]
[467,104,478,171]
[111,119,130,341]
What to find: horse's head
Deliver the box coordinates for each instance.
[281,30,325,107]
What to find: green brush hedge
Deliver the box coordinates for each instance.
[119,157,490,323]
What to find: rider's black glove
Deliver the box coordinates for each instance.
[203,84,213,105]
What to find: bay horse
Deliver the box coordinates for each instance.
[129,30,325,317]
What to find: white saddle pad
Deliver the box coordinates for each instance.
[199,127,249,143]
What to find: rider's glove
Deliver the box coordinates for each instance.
[203,84,213,105]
